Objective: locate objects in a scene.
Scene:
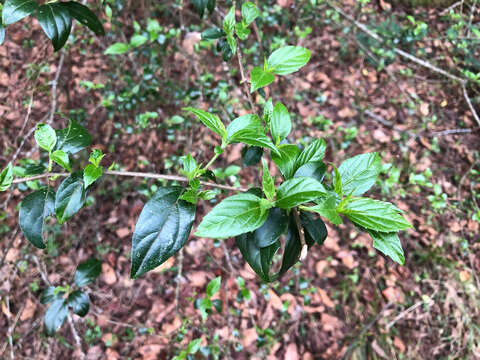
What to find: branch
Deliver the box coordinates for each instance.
[462,83,480,127]
[12,170,247,192]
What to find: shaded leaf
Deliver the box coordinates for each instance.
[61,1,104,35]
[74,258,102,287]
[67,290,90,317]
[37,3,72,51]
[45,298,68,336]
[55,172,86,224]
[55,120,92,155]
[300,212,327,246]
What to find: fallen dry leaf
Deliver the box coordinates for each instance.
[284,343,299,360]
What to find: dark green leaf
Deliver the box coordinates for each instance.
[201,27,225,40]
[19,188,55,249]
[195,193,269,239]
[41,286,63,304]
[55,120,92,155]
[67,290,90,317]
[206,0,215,14]
[242,146,263,166]
[206,276,221,297]
[131,187,196,278]
[37,3,72,51]
[279,214,301,275]
[367,229,405,265]
[253,207,288,248]
[61,1,104,35]
[309,194,342,225]
[34,123,57,152]
[272,144,300,179]
[74,258,102,287]
[192,0,208,17]
[183,107,226,139]
[55,172,86,224]
[338,152,382,196]
[83,164,102,189]
[294,161,326,182]
[300,212,327,246]
[45,298,68,336]
[266,46,311,75]
[2,0,38,25]
[50,150,71,172]
[217,38,233,61]
[294,139,326,171]
[0,25,5,45]
[276,177,326,209]
[270,102,291,144]
[340,197,412,232]
[250,66,275,93]
[0,162,13,192]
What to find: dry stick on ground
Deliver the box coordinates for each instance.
[327,1,480,128]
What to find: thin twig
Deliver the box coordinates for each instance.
[67,315,85,360]
[174,248,184,313]
[293,208,308,261]
[462,83,480,127]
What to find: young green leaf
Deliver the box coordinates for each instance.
[131,187,196,278]
[262,159,275,201]
[19,188,55,249]
[195,193,269,239]
[367,229,405,265]
[2,0,39,25]
[272,144,300,179]
[45,298,68,336]
[308,194,342,225]
[88,149,104,167]
[206,276,221,298]
[241,2,260,25]
[293,161,326,183]
[270,102,291,144]
[294,139,326,171]
[50,150,71,172]
[67,290,90,317]
[104,42,130,55]
[201,27,225,40]
[36,3,72,51]
[0,162,14,192]
[333,164,342,196]
[183,107,226,139]
[83,164,102,189]
[41,286,63,305]
[74,258,102,287]
[338,152,382,196]
[275,177,326,209]
[226,33,236,54]
[300,212,328,246]
[181,154,198,181]
[55,120,92,155]
[223,6,235,36]
[55,172,86,224]
[250,66,275,93]
[235,23,250,40]
[34,124,57,152]
[266,46,311,75]
[130,34,148,47]
[187,339,202,355]
[340,197,412,232]
[263,98,273,126]
[61,1,105,35]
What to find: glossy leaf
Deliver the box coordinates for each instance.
[333,164,342,196]
[67,290,90,317]
[241,1,260,25]
[37,3,72,51]
[250,66,275,93]
[252,207,288,248]
[61,1,104,35]
[50,150,71,172]
[294,139,326,171]
[201,27,225,40]
[34,123,57,152]
[367,229,405,265]
[294,161,326,183]
[40,286,63,305]
[271,102,291,144]
[338,152,382,196]
[45,298,68,336]
[309,194,342,225]
[183,107,226,139]
[55,172,86,224]
[83,164,102,189]
[262,159,275,201]
[195,193,269,239]
[266,46,311,75]
[276,177,326,209]
[130,34,148,47]
[300,212,327,246]
[74,258,102,287]
[55,120,92,155]
[272,144,300,179]
[19,188,55,249]
[242,146,263,166]
[131,187,196,278]
[340,197,412,232]
[235,23,250,40]
[104,42,130,54]
[279,214,301,275]
[2,0,38,25]
[223,6,235,36]
[0,162,13,192]
[206,276,221,297]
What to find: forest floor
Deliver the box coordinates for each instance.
[1,0,480,359]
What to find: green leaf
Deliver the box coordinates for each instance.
[242,146,263,166]
[36,3,72,51]
[226,33,236,54]
[195,193,269,239]
[223,6,235,36]
[226,114,278,155]
[0,25,5,45]
[0,162,14,192]
[2,0,39,25]
[83,164,102,189]
[294,139,326,171]
[55,172,86,224]
[263,98,273,127]
[131,187,196,278]
[270,102,291,144]
[55,120,92,155]
[41,286,62,304]
[252,207,288,247]
[300,212,328,246]
[338,152,382,196]
[183,107,226,139]
[250,66,275,93]
[88,149,104,167]
[279,214,301,275]
[206,276,221,298]
[294,161,326,183]
[45,298,68,336]
[241,2,260,25]
[262,159,275,201]
[34,123,57,152]
[201,27,225,40]
[104,42,130,55]
[266,46,311,75]
[272,144,300,179]
[61,1,104,35]
[74,258,102,287]
[192,0,208,17]
[130,34,148,47]
[367,229,405,265]
[234,23,250,40]
[276,177,326,209]
[309,194,342,225]
[181,154,198,181]
[207,0,216,13]
[67,290,90,317]
[236,234,279,282]
[187,339,202,354]
[340,197,412,232]
[19,188,55,249]
[50,150,71,172]
[333,164,342,196]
